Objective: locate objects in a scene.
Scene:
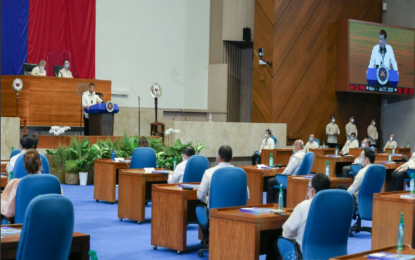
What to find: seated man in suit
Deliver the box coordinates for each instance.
[391,152,415,191]
[342,138,370,178]
[31,60,46,76]
[340,132,359,155]
[304,134,319,152]
[197,145,249,206]
[266,174,331,259]
[6,135,35,178]
[266,140,306,203]
[384,134,398,151]
[58,59,73,78]
[251,129,275,165]
[168,146,195,184]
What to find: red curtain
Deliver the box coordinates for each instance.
[27,0,95,79]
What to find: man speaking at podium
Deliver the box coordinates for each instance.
[82,83,103,135]
[368,30,399,77]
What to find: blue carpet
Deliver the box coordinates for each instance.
[62,185,372,259]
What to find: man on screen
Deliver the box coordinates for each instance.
[368,30,399,75]
[82,83,103,135]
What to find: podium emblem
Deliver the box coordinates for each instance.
[376,64,389,85]
[12,78,23,93]
[106,101,114,112]
[150,82,162,98]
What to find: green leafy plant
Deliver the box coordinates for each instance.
[46,149,57,155]
[64,160,78,173]
[193,141,207,155]
[64,137,98,173]
[54,144,69,169]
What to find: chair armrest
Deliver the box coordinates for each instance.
[277,237,303,260]
[196,204,209,231]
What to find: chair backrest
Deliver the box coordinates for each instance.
[182,155,209,183]
[209,167,247,209]
[275,175,288,189]
[23,63,37,75]
[350,164,362,174]
[16,194,74,260]
[357,164,386,220]
[271,136,278,148]
[53,65,64,77]
[15,174,62,223]
[130,147,157,169]
[13,154,28,178]
[39,153,50,174]
[302,190,354,260]
[314,139,320,147]
[10,149,21,159]
[296,152,314,176]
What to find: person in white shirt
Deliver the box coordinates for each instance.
[326,115,340,148]
[368,30,399,77]
[6,135,35,178]
[252,129,275,165]
[304,134,319,152]
[367,118,378,147]
[266,173,331,258]
[58,59,73,78]
[266,140,306,203]
[82,83,103,135]
[384,134,398,151]
[197,145,249,206]
[167,146,195,184]
[31,60,47,76]
[345,115,358,140]
[342,138,370,178]
[391,152,415,191]
[340,133,359,155]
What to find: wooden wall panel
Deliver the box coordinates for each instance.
[253,0,382,144]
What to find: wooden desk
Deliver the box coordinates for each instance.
[151,183,200,253]
[315,155,355,177]
[94,159,130,203]
[349,148,378,157]
[309,148,335,172]
[331,245,413,260]
[385,147,411,158]
[261,149,292,165]
[1,176,8,189]
[286,176,352,208]
[210,204,290,260]
[240,166,285,205]
[1,224,90,260]
[376,153,403,162]
[372,191,415,249]
[1,76,111,126]
[118,169,168,223]
[1,160,9,172]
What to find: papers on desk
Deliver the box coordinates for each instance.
[345,155,354,157]
[380,161,395,164]
[144,168,155,173]
[114,158,131,163]
[367,252,415,259]
[1,227,21,236]
[400,194,415,199]
[239,207,274,214]
[257,164,278,169]
[152,170,169,174]
[1,161,8,164]
[393,154,403,156]
[256,164,266,169]
[327,155,341,158]
[178,184,200,190]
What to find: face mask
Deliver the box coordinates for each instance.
[350,137,354,141]
[293,147,296,154]
[351,119,354,123]
[65,64,69,69]
[390,137,393,142]
[361,143,365,148]
[360,158,365,167]
[372,122,376,126]
[332,119,335,123]
[264,134,268,139]
[40,66,44,71]
[309,138,313,143]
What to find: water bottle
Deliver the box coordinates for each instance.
[269,153,274,167]
[335,146,338,156]
[388,151,392,162]
[408,142,410,148]
[209,113,212,122]
[8,171,13,180]
[398,212,404,250]
[11,146,14,152]
[88,250,98,260]
[392,147,395,155]
[111,150,115,161]
[278,184,283,210]
[173,156,177,170]
[410,173,415,195]
[325,161,330,177]
[323,141,325,149]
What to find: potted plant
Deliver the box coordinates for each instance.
[64,160,79,185]
[52,144,69,183]
[64,137,97,185]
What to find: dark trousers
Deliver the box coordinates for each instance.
[252,154,261,165]
[266,237,282,260]
[342,165,352,178]
[328,143,337,148]
[391,170,409,191]
[266,177,287,205]
[84,116,89,136]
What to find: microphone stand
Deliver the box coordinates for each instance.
[180,109,187,121]
[130,87,141,136]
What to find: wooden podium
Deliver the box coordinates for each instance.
[86,103,119,136]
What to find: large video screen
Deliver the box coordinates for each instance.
[349,20,414,95]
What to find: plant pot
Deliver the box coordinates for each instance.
[87,167,94,185]
[65,172,79,185]
[57,169,65,183]
[79,172,88,186]
[45,154,57,169]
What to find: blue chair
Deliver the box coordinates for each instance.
[196,167,248,257]
[348,164,362,177]
[15,174,61,224]
[182,155,209,183]
[39,153,50,174]
[130,147,157,169]
[315,139,320,148]
[277,190,354,260]
[10,149,21,159]
[13,154,28,179]
[350,164,386,236]
[16,194,74,260]
[271,135,278,148]
[274,152,315,189]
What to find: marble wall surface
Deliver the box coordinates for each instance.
[1,117,20,159]
[164,121,287,157]
[114,107,163,136]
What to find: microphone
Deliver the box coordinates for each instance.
[130,87,141,136]
[181,109,187,121]
[74,71,78,78]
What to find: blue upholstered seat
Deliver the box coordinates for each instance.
[130,147,157,169]
[274,152,315,189]
[182,155,209,183]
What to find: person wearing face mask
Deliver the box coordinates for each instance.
[340,133,359,156]
[326,115,340,148]
[251,129,274,165]
[383,134,398,151]
[31,60,47,76]
[304,134,319,152]
[390,152,415,191]
[167,146,195,184]
[368,29,399,79]
[345,115,358,140]
[342,138,370,178]
[265,174,331,259]
[367,118,378,147]
[266,140,306,203]
[58,59,73,78]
